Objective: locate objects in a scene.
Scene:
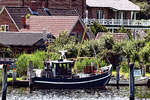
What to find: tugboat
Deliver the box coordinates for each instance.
[32,21,112,88]
[32,51,112,89]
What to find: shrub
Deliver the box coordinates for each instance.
[120,62,129,73]
[16,51,60,76]
[117,26,128,33]
[16,53,31,76]
[90,22,108,36]
[48,52,60,60]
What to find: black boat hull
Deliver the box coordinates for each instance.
[32,66,112,89]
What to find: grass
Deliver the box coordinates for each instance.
[7,77,23,82]
[112,70,129,79]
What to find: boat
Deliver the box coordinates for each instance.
[31,23,112,88]
[32,59,112,89]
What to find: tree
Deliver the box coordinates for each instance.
[90,22,108,36]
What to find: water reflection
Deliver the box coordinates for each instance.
[1,86,150,100]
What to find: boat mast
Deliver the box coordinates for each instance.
[74,10,100,73]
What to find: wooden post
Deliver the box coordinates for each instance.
[12,63,16,85]
[12,72,16,85]
[1,64,7,100]
[129,63,134,100]
[116,65,120,89]
[29,61,33,92]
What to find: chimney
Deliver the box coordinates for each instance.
[30,0,38,11]
[21,16,26,28]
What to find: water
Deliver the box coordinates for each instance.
[1,86,150,100]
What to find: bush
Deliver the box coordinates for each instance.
[16,51,61,76]
[120,62,129,73]
[48,52,60,60]
[90,22,108,36]
[75,58,106,71]
[117,26,128,33]
[16,53,31,76]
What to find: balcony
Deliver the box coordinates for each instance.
[84,19,150,29]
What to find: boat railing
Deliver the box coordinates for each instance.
[100,64,112,74]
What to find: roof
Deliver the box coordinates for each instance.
[0,32,43,47]
[5,7,31,29]
[20,16,80,37]
[46,8,78,16]
[96,32,128,41]
[4,7,50,29]
[86,0,140,11]
[1,7,79,30]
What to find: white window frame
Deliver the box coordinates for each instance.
[97,10,104,19]
[0,24,9,32]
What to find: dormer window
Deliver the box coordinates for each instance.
[0,25,9,32]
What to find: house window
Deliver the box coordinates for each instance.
[0,25,9,32]
[77,32,83,42]
[97,10,104,19]
[117,12,126,19]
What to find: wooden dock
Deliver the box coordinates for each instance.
[108,77,149,86]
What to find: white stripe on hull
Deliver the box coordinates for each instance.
[34,73,111,85]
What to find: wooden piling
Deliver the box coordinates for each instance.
[129,63,135,100]
[12,72,16,84]
[1,64,7,100]
[29,61,33,92]
[116,65,120,89]
[12,63,16,86]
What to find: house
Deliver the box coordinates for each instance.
[20,16,90,40]
[0,32,45,55]
[0,6,78,32]
[0,0,21,8]
[86,0,150,30]
[0,6,32,32]
[0,0,86,18]
[96,32,128,42]
[87,0,140,19]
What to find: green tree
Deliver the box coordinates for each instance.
[90,22,108,36]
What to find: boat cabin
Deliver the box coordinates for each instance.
[41,60,75,79]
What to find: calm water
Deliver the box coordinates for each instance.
[1,86,150,100]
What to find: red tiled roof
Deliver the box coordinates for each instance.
[96,32,128,41]
[20,16,79,37]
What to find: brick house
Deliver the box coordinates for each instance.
[0,31,45,55]
[85,0,150,31]
[20,16,92,40]
[0,0,21,8]
[0,6,92,40]
[0,6,78,32]
[0,0,86,18]
[0,7,31,32]
[86,0,140,20]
